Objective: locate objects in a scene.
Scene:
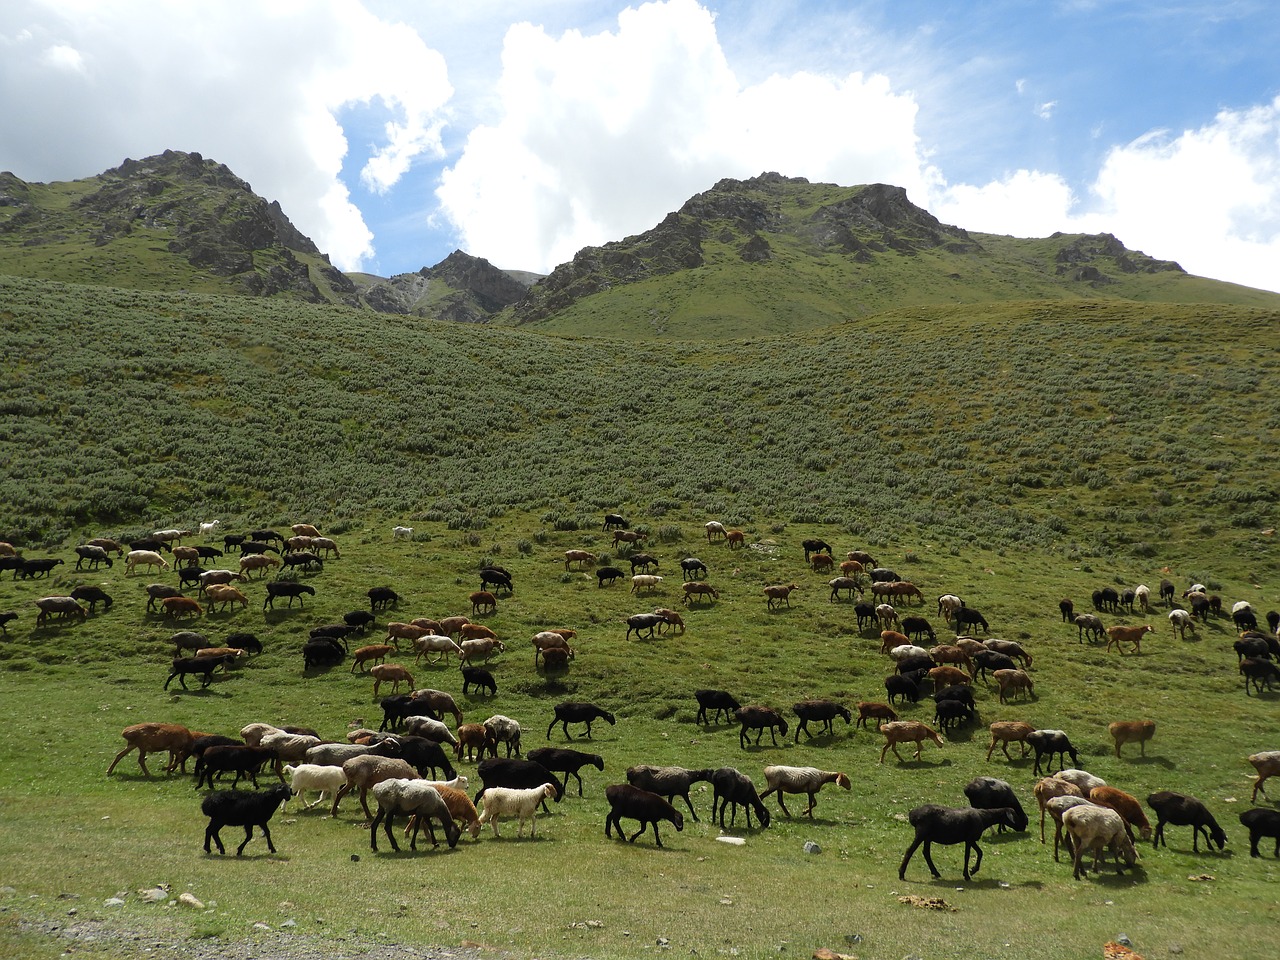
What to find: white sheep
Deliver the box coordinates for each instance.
[458,637,505,666]
[240,722,285,747]
[1168,608,1195,638]
[1044,794,1097,862]
[477,783,558,837]
[392,525,413,540]
[1133,584,1151,611]
[199,520,221,536]
[888,643,930,662]
[483,714,522,757]
[412,633,461,664]
[1063,804,1139,880]
[404,715,459,747]
[1055,768,1107,795]
[875,603,898,627]
[630,574,663,594]
[282,763,349,811]
[759,765,851,817]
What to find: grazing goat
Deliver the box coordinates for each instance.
[1240,808,1280,858]
[564,550,596,570]
[202,784,293,855]
[760,766,850,817]
[547,701,616,740]
[710,767,771,829]
[878,721,944,764]
[605,784,684,847]
[792,699,852,741]
[1063,805,1140,880]
[735,705,788,748]
[1146,791,1227,852]
[899,805,1021,881]
[695,689,740,725]
[1109,720,1156,758]
[1105,624,1152,655]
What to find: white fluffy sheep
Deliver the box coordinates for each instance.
[477,783,558,837]
[1045,794,1096,862]
[283,763,349,811]
[759,765,851,817]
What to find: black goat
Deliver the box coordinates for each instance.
[1146,791,1227,852]
[801,538,832,561]
[899,804,1021,880]
[963,777,1029,832]
[735,706,788,748]
[710,767,770,829]
[605,784,684,847]
[1240,808,1280,858]
[626,765,715,822]
[547,701,616,740]
[527,747,604,796]
[694,689,740,724]
[792,699,852,741]
[264,581,315,609]
[201,783,292,855]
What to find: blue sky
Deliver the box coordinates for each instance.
[2,1,1278,291]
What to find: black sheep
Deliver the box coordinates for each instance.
[193,545,224,559]
[1240,807,1280,858]
[0,610,17,634]
[70,585,113,613]
[628,553,659,573]
[183,734,243,774]
[602,514,628,531]
[1146,791,1227,852]
[854,602,879,631]
[367,586,400,612]
[1240,657,1280,695]
[710,766,770,829]
[625,612,666,639]
[901,615,937,642]
[164,654,233,691]
[527,747,604,796]
[201,783,292,855]
[194,745,275,790]
[884,673,922,705]
[479,567,513,593]
[973,650,1018,682]
[694,688,740,724]
[1058,598,1074,622]
[461,666,498,696]
[224,632,263,655]
[735,706,788,748]
[899,804,1021,880]
[396,735,457,781]
[896,654,934,676]
[264,581,315,609]
[74,545,113,570]
[238,540,279,556]
[343,609,376,630]
[19,557,63,579]
[281,552,323,572]
[547,701,616,740]
[679,557,708,580]
[801,538,832,561]
[953,607,988,633]
[605,784,684,847]
[626,765,715,821]
[792,699,852,741]
[595,566,625,587]
[1268,610,1280,634]
[1026,729,1079,776]
[302,637,344,669]
[934,698,977,730]
[310,623,356,648]
[474,758,563,809]
[963,776,1029,832]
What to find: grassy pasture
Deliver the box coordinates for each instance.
[0,273,1278,957]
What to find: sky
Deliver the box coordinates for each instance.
[1,1,1278,293]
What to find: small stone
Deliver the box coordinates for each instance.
[103,898,125,908]
[281,919,296,928]
[803,841,822,854]
[350,854,360,862]
[1116,934,1132,946]
[1169,945,1182,955]
[177,893,204,910]
[139,888,168,903]
[657,937,670,947]
[253,922,271,932]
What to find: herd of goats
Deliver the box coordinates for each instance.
[4,512,1280,884]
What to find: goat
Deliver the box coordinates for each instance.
[526,747,604,796]
[547,701,616,740]
[107,722,195,777]
[899,805,1021,881]
[710,766,771,830]
[1146,791,1227,852]
[1108,720,1156,758]
[986,721,1035,762]
[1248,751,1280,802]
[792,699,852,741]
[694,689,740,725]
[734,705,788,748]
[878,720,944,763]
[1105,624,1152,655]
[201,784,293,855]
[605,784,684,847]
[763,583,799,610]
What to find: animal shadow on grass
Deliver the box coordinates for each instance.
[893,758,952,770]
[1124,755,1177,770]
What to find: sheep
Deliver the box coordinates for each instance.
[33,596,87,626]
[884,673,923,706]
[1108,720,1156,758]
[792,699,852,741]
[563,549,596,570]
[368,586,401,611]
[964,776,1029,833]
[1241,657,1280,695]
[983,638,1033,669]
[710,766,771,829]
[986,721,1036,762]
[333,754,421,819]
[524,747,604,797]
[705,520,727,541]
[107,722,196,777]
[407,689,465,726]
[461,666,497,697]
[1026,730,1080,776]
[458,637,506,666]
[198,569,247,593]
[854,602,879,632]
[887,641,929,661]
[350,644,395,673]
[763,583,799,610]
[629,553,659,573]
[625,612,667,640]
[933,697,977,731]
[302,637,345,669]
[605,784,685,847]
[280,551,323,574]
[368,663,414,696]
[201,783,292,856]
[931,644,976,675]
[930,665,973,691]
[875,603,899,628]
[898,805,1021,881]
[18,557,64,579]
[473,758,563,809]
[878,721,944,764]
[303,737,402,770]
[413,633,462,664]
[164,654,235,690]
[1044,794,1097,861]
[1089,785,1153,842]
[385,621,432,648]
[760,766,850,817]
[531,630,574,665]
[1168,608,1195,639]
[344,609,377,631]
[311,536,341,559]
[1063,805,1140,880]
[1248,751,1280,802]
[630,574,663,594]
[1146,791,1227,852]
[238,553,280,578]
[74,544,113,571]
[682,581,720,605]
[653,607,685,635]
[1073,613,1105,643]
[855,701,898,729]
[264,581,315,609]
[427,785,483,839]
[194,744,276,790]
[0,611,16,634]
[547,701,616,740]
[625,764,714,821]
[827,576,861,602]
[1240,808,1280,858]
[282,763,349,811]
[603,513,628,531]
[1033,776,1085,844]
[85,537,123,556]
[203,584,249,613]
[951,607,987,634]
[470,590,498,615]
[1105,624,1153,655]
[392,525,413,540]
[993,668,1033,704]
[1134,584,1151,612]
[393,735,458,781]
[403,715,458,747]
[692,689,740,725]
[478,783,558,837]
[596,566,625,587]
[735,705,788,748]
[454,723,496,761]
[679,557,708,579]
[370,779,461,851]
[937,594,964,622]
[483,715,523,757]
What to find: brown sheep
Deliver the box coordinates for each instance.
[764,583,800,610]
[238,553,279,578]
[161,596,203,619]
[564,550,596,570]
[351,644,395,673]
[371,663,415,696]
[1108,720,1156,758]
[1089,785,1153,842]
[994,668,1034,703]
[725,530,746,549]
[855,701,898,729]
[1032,776,1085,845]
[106,722,196,777]
[455,723,496,761]
[460,622,498,642]
[1105,624,1153,655]
[878,720,944,764]
[986,720,1036,762]
[928,665,971,691]
[470,591,497,615]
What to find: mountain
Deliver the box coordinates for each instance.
[348,250,534,323]
[499,173,1280,337]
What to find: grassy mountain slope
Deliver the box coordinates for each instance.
[503,175,1280,338]
[2,274,1277,585]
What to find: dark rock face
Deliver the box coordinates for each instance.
[358,250,531,321]
[1053,232,1184,284]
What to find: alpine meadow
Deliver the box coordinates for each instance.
[1,158,1279,960]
